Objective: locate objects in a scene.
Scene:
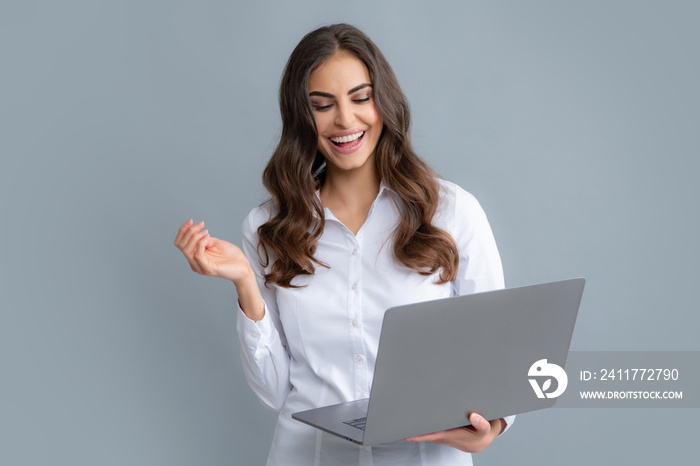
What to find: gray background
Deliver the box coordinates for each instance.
[1,0,697,464]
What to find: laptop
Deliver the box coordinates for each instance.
[292,278,585,446]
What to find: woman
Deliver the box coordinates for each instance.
[175,23,514,465]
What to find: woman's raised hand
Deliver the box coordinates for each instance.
[174,219,253,285]
[174,219,265,321]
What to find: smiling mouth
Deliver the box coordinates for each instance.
[330,131,365,147]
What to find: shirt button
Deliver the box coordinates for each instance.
[352,249,358,256]
[251,331,259,339]
[352,319,358,327]
[351,283,358,290]
[355,354,363,362]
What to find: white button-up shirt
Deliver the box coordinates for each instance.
[237,179,514,466]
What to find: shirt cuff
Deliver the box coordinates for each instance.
[500,415,516,435]
[236,301,275,350]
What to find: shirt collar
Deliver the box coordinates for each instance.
[312,180,393,220]
[314,180,392,201]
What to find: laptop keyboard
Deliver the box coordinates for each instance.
[343,417,367,430]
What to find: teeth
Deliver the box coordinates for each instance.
[330,131,364,144]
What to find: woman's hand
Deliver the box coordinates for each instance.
[174,219,265,321]
[174,219,253,285]
[405,413,503,453]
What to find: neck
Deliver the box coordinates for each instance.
[321,162,380,210]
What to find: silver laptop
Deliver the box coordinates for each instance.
[292,278,585,445]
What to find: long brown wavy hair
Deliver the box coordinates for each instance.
[258,23,458,288]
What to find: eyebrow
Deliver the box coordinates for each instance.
[309,83,372,98]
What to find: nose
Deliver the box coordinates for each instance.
[334,102,354,128]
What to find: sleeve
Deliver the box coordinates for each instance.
[449,184,516,434]
[235,208,292,411]
[450,185,504,296]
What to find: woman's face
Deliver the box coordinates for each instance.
[308,51,383,176]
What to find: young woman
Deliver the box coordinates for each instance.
[175,23,514,465]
